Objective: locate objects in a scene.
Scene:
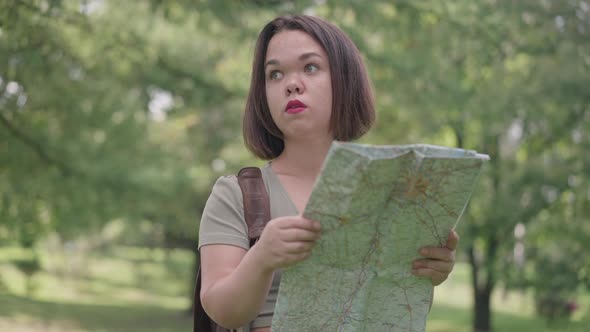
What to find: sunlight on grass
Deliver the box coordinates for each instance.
[429,263,590,331]
[0,293,191,332]
[0,245,193,304]
[433,263,538,316]
[1,246,588,332]
[0,245,193,332]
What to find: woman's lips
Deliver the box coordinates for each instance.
[286,107,306,114]
[285,99,307,114]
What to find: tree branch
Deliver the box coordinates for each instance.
[13,0,93,31]
[0,112,167,199]
[156,56,236,100]
[0,112,79,177]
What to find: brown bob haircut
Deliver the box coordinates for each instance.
[243,15,375,160]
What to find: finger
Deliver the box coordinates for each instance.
[282,228,321,242]
[284,241,317,254]
[278,217,321,232]
[412,259,453,274]
[274,250,313,269]
[419,246,455,261]
[445,229,459,250]
[411,267,448,286]
[300,217,321,232]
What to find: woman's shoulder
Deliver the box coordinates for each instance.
[210,174,241,201]
[211,164,273,200]
[200,174,248,250]
[217,173,239,184]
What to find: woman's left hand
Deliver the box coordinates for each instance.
[411,230,459,286]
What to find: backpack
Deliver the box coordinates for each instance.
[194,167,271,332]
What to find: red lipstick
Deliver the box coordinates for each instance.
[285,99,307,114]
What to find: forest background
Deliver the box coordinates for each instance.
[1,1,589,331]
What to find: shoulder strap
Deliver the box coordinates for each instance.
[237,166,271,245]
[194,167,271,332]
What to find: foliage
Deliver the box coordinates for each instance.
[0,0,263,247]
[1,1,589,331]
[313,1,590,330]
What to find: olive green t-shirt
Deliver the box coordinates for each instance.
[198,164,298,329]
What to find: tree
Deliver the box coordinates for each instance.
[312,1,590,330]
[2,1,588,329]
[0,0,309,309]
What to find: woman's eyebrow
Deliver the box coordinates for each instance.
[299,52,322,61]
[264,52,323,69]
[265,59,279,69]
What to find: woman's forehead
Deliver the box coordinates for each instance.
[265,30,327,63]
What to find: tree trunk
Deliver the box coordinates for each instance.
[189,247,199,316]
[468,235,498,332]
[473,285,492,332]
[164,232,199,315]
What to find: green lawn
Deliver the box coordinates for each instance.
[429,263,590,332]
[0,246,588,331]
[0,293,190,332]
[0,245,193,332]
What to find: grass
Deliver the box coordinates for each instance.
[0,245,588,331]
[428,264,590,331]
[0,245,193,332]
[0,293,190,332]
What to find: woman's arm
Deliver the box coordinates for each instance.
[200,244,274,329]
[200,215,321,329]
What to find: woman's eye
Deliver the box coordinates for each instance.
[269,70,283,80]
[305,64,319,73]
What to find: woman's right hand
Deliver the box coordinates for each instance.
[199,216,319,328]
[253,216,321,271]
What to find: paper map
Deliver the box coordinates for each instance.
[271,142,489,332]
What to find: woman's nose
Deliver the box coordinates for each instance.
[285,76,304,95]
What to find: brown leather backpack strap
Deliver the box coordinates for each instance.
[237,167,271,245]
[194,167,270,332]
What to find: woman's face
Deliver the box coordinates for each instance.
[264,30,333,143]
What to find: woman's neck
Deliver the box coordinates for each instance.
[272,137,333,180]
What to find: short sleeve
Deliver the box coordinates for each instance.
[198,175,249,250]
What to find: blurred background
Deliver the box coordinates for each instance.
[1,0,589,331]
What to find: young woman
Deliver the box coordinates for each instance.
[198,15,459,331]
